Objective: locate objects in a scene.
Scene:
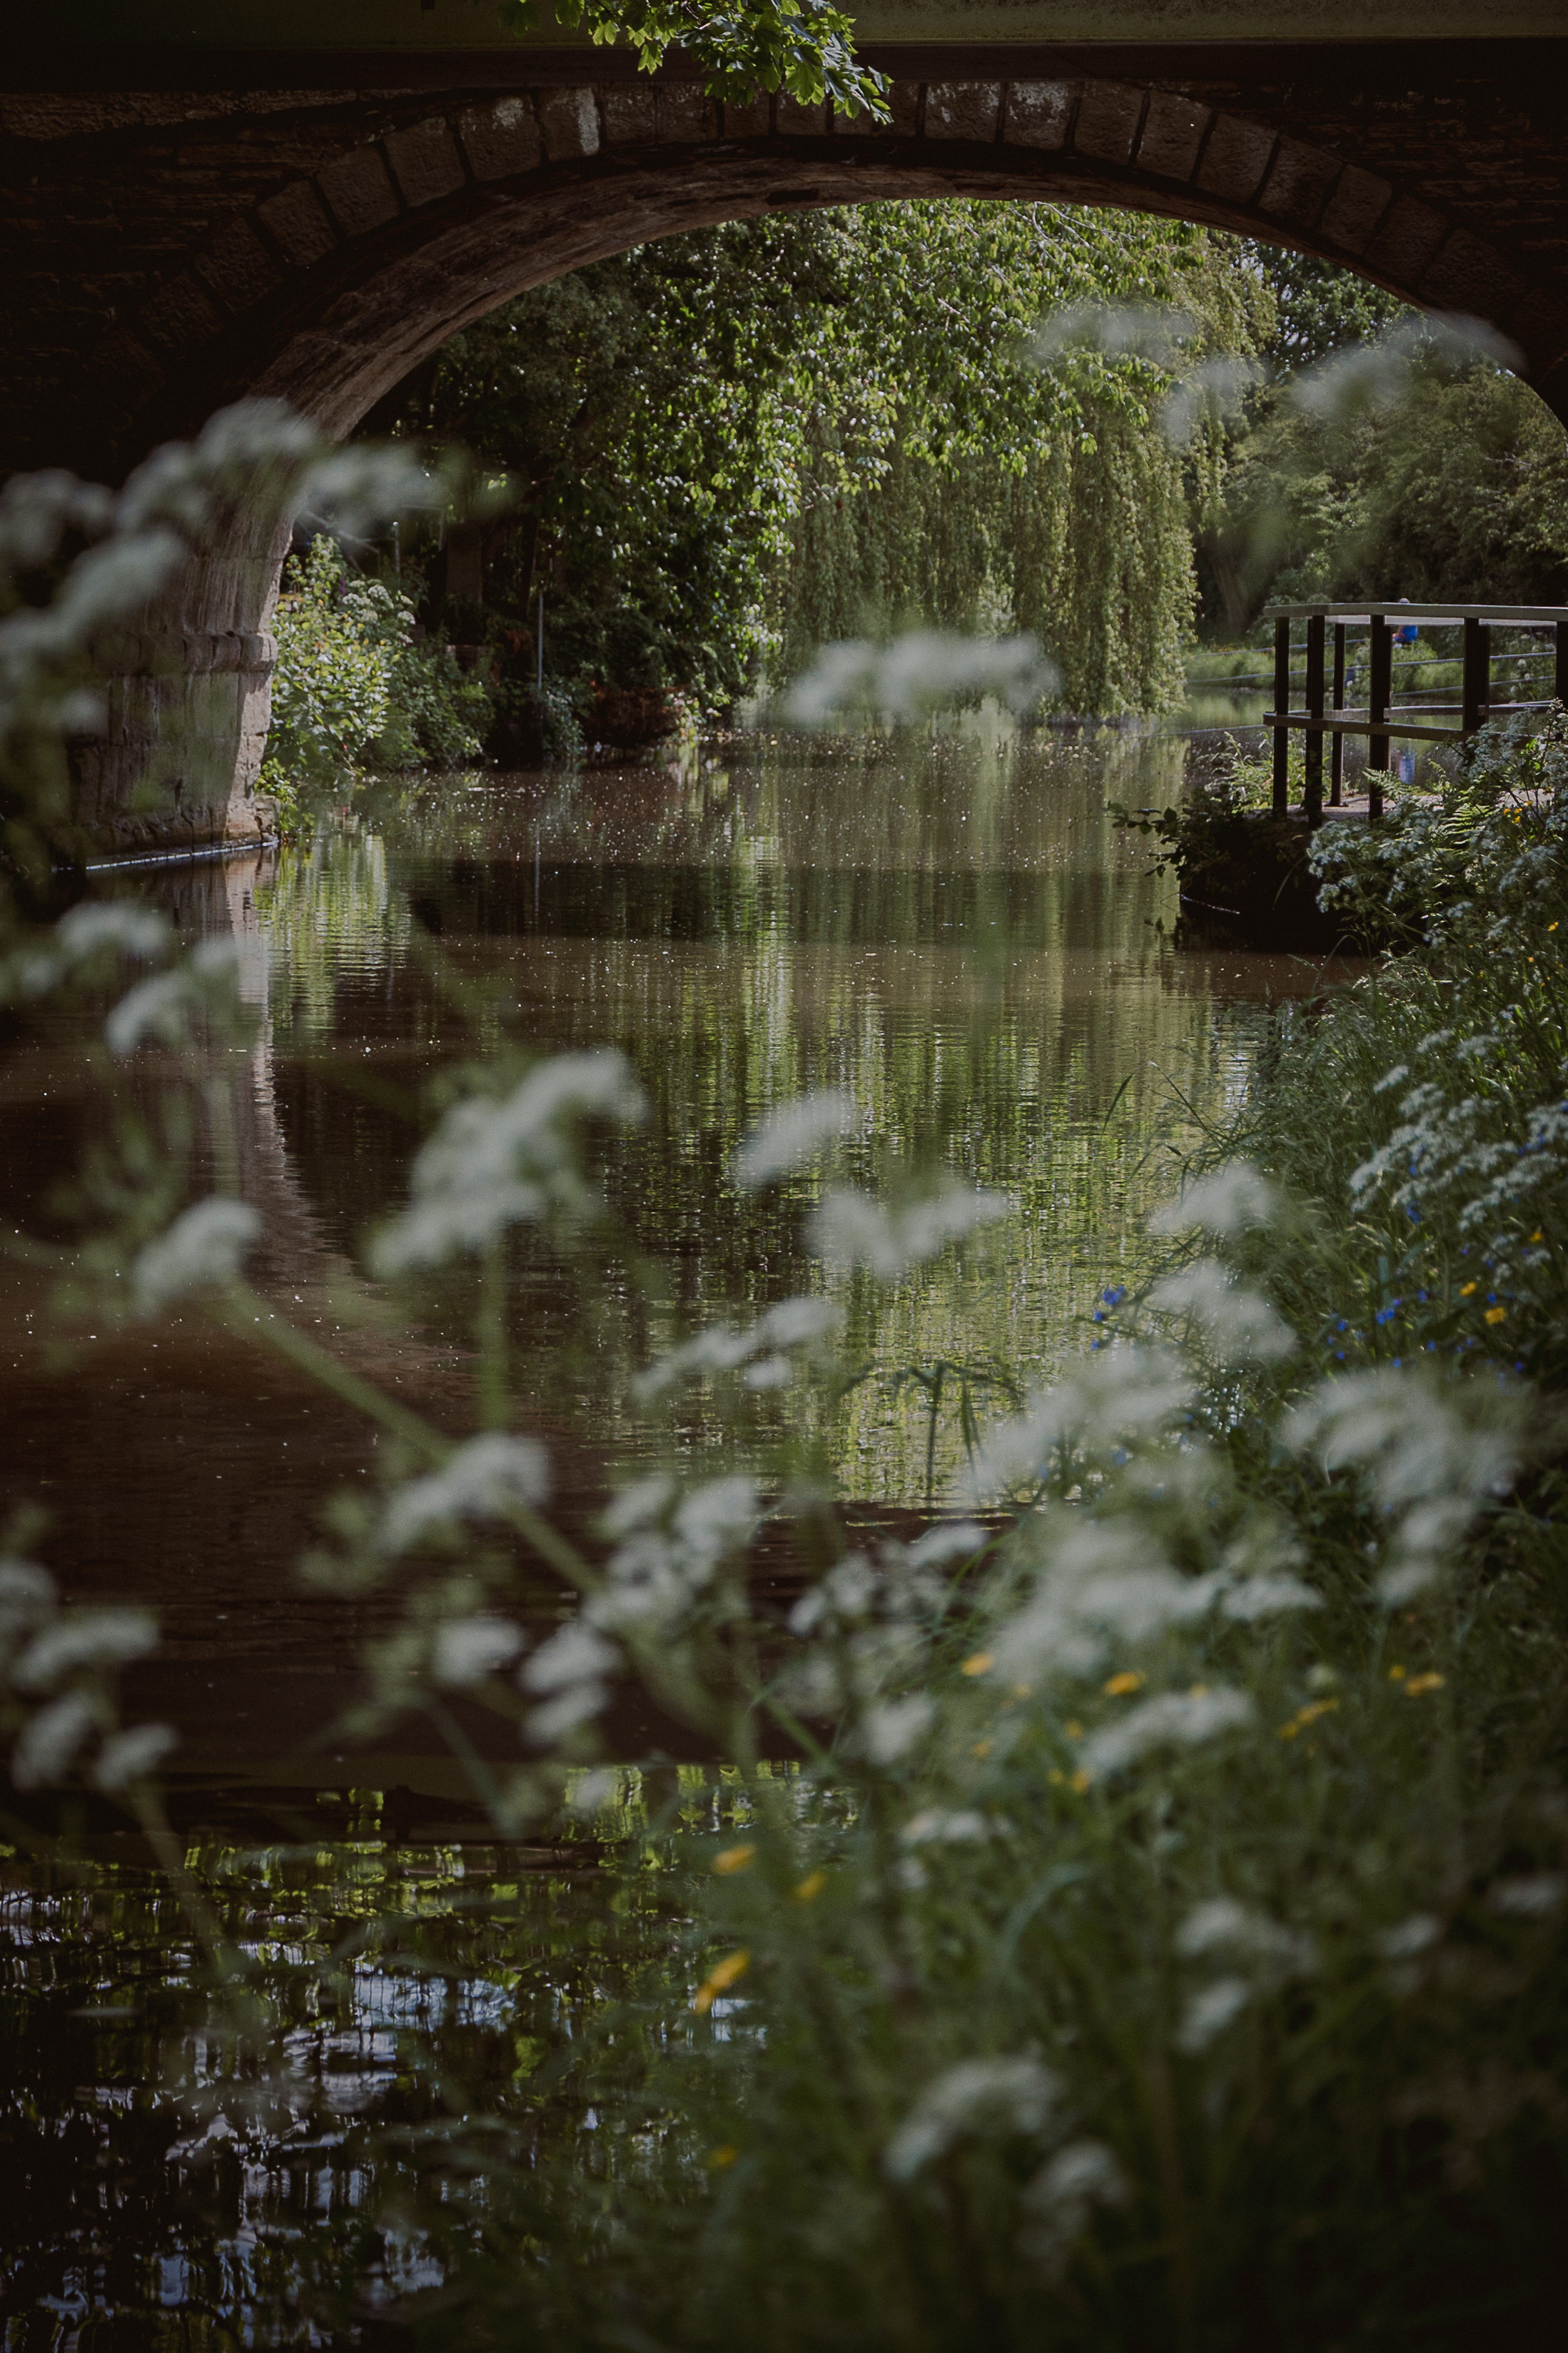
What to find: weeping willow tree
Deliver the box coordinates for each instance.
[767,204,1270,715]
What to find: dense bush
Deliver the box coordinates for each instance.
[261,536,491,810]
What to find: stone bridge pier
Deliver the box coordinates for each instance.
[6,20,1568,847]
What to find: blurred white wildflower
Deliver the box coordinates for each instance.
[593,1475,762,1634]
[904,1521,990,1569]
[0,1558,56,1649]
[1148,1162,1278,1239]
[431,1615,525,1689]
[789,1551,875,1636]
[1177,1976,1252,2052]
[1487,1875,1564,1918]
[784,630,1056,727]
[93,1722,178,1790]
[885,2055,1058,2182]
[1286,1369,1514,1603]
[14,1610,157,1691]
[13,1690,98,1788]
[1020,2140,1126,2275]
[1162,354,1268,445]
[106,939,243,1056]
[809,1184,1010,1280]
[566,1765,622,1818]
[989,1520,1218,1688]
[372,1051,646,1274]
[901,1808,991,1846]
[520,1618,619,1745]
[859,1693,935,1766]
[1177,1896,1315,1975]
[1024,299,1197,368]
[634,1295,840,1403]
[963,1347,1194,1498]
[744,1354,793,1391]
[132,1197,261,1316]
[380,1433,551,1554]
[1220,1573,1322,1621]
[729,1090,858,1189]
[1148,1260,1295,1366]
[8,902,171,999]
[1081,1686,1255,1778]
[1377,1913,1442,1960]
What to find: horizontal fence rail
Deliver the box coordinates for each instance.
[1260,602,1568,821]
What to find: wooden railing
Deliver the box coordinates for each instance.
[1262,602,1568,821]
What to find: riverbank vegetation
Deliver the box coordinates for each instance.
[4,415,1568,2344]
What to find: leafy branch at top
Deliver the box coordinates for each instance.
[490,0,890,115]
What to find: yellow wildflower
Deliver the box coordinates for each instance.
[1103,1670,1144,1697]
[1405,1672,1445,1697]
[1071,1768,1093,1794]
[1279,1697,1339,1739]
[1485,1305,1507,1325]
[693,1950,751,2013]
[1549,922,1559,932]
[1048,1768,1065,1786]
[1532,1230,1544,1243]
[1012,1683,1031,1699]
[794,1870,826,1903]
[960,1651,994,1678]
[971,1740,992,1760]
[1066,1720,1083,1740]
[1460,1281,1478,1298]
[705,2145,739,2170]
[1188,1683,1208,1700]
[713,1843,755,1876]
[1388,1663,1407,1681]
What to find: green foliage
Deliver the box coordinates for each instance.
[487,0,887,115]
[262,538,491,803]
[402,208,1268,718]
[1198,313,1568,631]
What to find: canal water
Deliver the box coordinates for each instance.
[0,717,1350,2337]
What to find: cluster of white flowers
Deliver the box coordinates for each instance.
[634,1296,841,1404]
[728,1090,859,1190]
[784,630,1057,727]
[808,1183,1011,1281]
[518,1619,619,1745]
[106,939,245,1057]
[379,1433,551,1556]
[1286,1368,1514,1603]
[1175,1895,1316,2051]
[372,1051,647,1274]
[963,1346,1196,1498]
[884,2054,1058,2181]
[1147,1259,1296,1368]
[0,1555,173,1793]
[4,900,172,1002]
[591,1474,764,1636]
[132,1196,261,1316]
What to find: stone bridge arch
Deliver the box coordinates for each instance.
[7,44,1568,842]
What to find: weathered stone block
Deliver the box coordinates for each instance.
[457,96,543,180]
[1195,114,1276,203]
[601,84,658,146]
[1420,228,1522,319]
[924,83,1000,143]
[1136,93,1209,182]
[193,213,283,313]
[258,178,339,268]
[384,117,467,208]
[1003,81,1073,151]
[316,145,400,236]
[138,269,225,357]
[658,86,718,142]
[776,96,829,136]
[1072,81,1143,166]
[535,86,600,160]
[1258,136,1342,226]
[1318,164,1393,256]
[722,94,772,137]
[1365,194,1449,284]
[879,80,922,136]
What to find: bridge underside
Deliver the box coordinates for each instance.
[5,37,1568,844]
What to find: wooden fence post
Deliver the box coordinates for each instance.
[1273,615,1290,817]
[1304,610,1325,827]
[1330,620,1345,807]
[1367,615,1391,820]
[1462,615,1489,737]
